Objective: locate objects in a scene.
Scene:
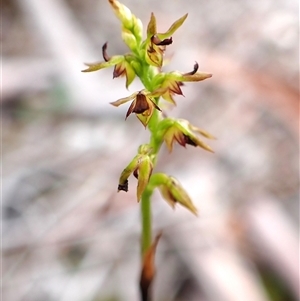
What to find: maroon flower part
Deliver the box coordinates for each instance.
[110,89,165,127]
[162,119,215,152]
[118,147,153,201]
[144,12,188,67]
[82,43,136,88]
[149,173,198,215]
[154,62,212,104]
[145,35,173,67]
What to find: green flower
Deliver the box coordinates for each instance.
[160,118,215,152]
[144,12,188,67]
[108,0,134,28]
[108,0,143,50]
[149,173,198,215]
[153,63,212,104]
[110,89,165,127]
[81,43,136,88]
[118,148,153,201]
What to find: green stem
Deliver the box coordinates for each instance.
[138,63,162,255]
[141,188,152,254]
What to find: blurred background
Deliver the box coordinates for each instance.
[2,0,299,300]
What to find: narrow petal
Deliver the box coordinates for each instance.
[147,13,157,37]
[191,126,216,140]
[182,73,212,82]
[110,92,137,107]
[195,138,214,153]
[157,13,188,40]
[148,99,161,112]
[125,100,136,119]
[82,55,124,72]
[168,70,212,82]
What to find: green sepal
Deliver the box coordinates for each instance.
[81,56,124,72]
[146,13,157,39]
[137,156,153,201]
[157,13,188,40]
[118,154,140,189]
[149,173,198,215]
[126,56,142,78]
[118,152,153,202]
[168,71,212,82]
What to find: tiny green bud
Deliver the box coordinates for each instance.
[109,0,134,29]
[138,144,152,155]
[81,55,124,72]
[122,27,137,51]
[132,17,143,44]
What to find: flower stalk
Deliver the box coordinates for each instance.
[82,1,214,299]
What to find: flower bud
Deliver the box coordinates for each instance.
[122,27,137,51]
[164,176,198,215]
[149,173,198,215]
[157,118,215,153]
[110,90,164,127]
[137,156,153,201]
[118,155,140,192]
[138,144,152,155]
[133,18,143,44]
[117,153,153,201]
[108,0,134,28]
